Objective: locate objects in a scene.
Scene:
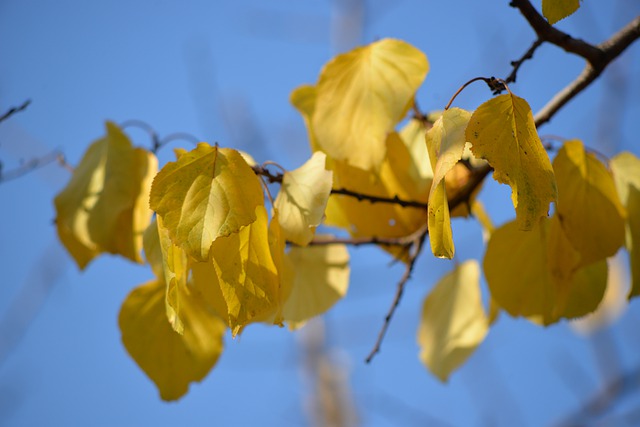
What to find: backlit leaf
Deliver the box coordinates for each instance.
[282,243,350,329]
[149,143,264,262]
[329,133,430,261]
[398,118,433,183]
[466,94,557,230]
[274,152,333,246]
[572,253,629,334]
[425,108,471,258]
[553,140,625,266]
[610,152,640,298]
[119,279,225,401]
[542,0,580,25]
[417,260,488,381]
[313,38,429,171]
[156,215,189,334]
[484,217,607,325]
[54,121,157,268]
[210,205,280,335]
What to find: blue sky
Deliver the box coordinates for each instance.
[1,1,640,426]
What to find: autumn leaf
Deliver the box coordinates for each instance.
[210,205,280,335]
[156,216,189,334]
[425,108,472,258]
[329,133,430,261]
[313,38,429,172]
[119,279,226,401]
[54,121,157,269]
[484,217,607,325]
[466,93,557,231]
[290,84,431,245]
[398,118,434,183]
[149,143,264,262]
[417,260,488,381]
[553,140,625,266]
[274,152,333,246]
[542,0,580,25]
[282,243,350,329]
[610,152,640,298]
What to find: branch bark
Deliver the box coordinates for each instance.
[508,0,640,127]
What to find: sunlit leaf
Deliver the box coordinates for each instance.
[265,212,294,325]
[283,243,350,329]
[291,85,349,229]
[572,253,629,334]
[149,143,264,261]
[466,94,557,230]
[329,133,430,261]
[119,279,226,401]
[54,121,157,269]
[274,152,333,246]
[553,140,625,266]
[542,0,580,25]
[398,118,433,183]
[484,217,607,325]
[610,152,640,298]
[417,260,488,381]
[313,38,429,171]
[425,108,471,258]
[291,81,430,262]
[157,215,189,334]
[210,205,280,335]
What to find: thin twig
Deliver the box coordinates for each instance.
[509,0,604,63]
[507,0,640,127]
[533,15,640,127]
[365,231,427,363]
[0,150,67,184]
[445,77,506,109]
[504,38,543,84]
[252,164,429,209]
[0,100,31,124]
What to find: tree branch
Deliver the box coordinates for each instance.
[505,38,543,84]
[252,164,429,209]
[0,150,68,184]
[509,0,604,63]
[365,229,427,363]
[534,15,640,127]
[0,100,31,124]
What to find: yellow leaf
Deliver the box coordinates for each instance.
[398,118,433,183]
[417,260,488,382]
[142,219,164,281]
[329,133,429,261]
[190,260,229,324]
[553,140,626,266]
[313,38,429,171]
[466,94,557,230]
[119,279,226,401]
[282,243,350,329]
[54,121,157,268]
[291,85,350,229]
[572,253,629,334]
[290,85,321,153]
[274,152,333,246]
[210,205,280,335]
[290,82,430,261]
[265,212,294,325]
[610,152,640,298]
[425,108,472,258]
[484,217,607,325]
[542,0,580,25]
[149,143,264,262]
[156,216,189,334]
